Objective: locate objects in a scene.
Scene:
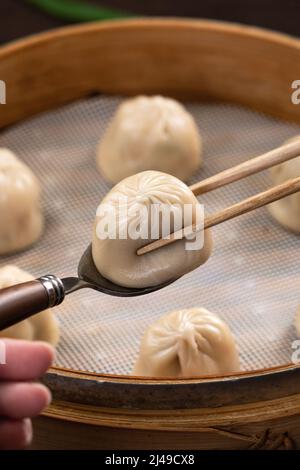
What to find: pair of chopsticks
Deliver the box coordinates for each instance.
[137,139,300,256]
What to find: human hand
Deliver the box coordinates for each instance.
[0,339,54,449]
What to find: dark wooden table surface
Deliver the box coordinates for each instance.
[1,0,300,45]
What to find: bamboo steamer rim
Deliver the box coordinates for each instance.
[1,18,300,411]
[2,17,300,126]
[2,17,300,55]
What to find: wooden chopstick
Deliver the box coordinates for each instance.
[137,175,300,256]
[190,139,300,195]
[137,140,300,256]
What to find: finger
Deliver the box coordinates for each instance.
[0,382,51,419]
[0,418,32,450]
[0,339,55,380]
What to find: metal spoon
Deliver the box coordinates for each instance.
[0,244,177,331]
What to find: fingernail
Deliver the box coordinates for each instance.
[45,387,52,407]
[23,418,33,446]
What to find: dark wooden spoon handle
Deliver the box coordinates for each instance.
[0,275,65,331]
[0,281,50,330]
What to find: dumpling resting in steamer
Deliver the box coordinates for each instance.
[0,149,43,254]
[132,307,240,377]
[268,135,300,232]
[92,170,212,288]
[96,96,202,184]
[295,306,300,337]
[0,265,59,346]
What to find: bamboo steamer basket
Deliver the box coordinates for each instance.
[1,18,300,450]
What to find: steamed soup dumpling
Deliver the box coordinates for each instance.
[0,149,43,254]
[268,135,300,232]
[92,171,212,288]
[0,265,59,346]
[132,307,240,377]
[97,96,202,184]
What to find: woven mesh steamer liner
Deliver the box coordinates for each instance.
[0,96,299,376]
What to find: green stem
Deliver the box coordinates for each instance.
[26,0,133,22]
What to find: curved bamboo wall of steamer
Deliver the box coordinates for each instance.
[1,19,300,449]
[1,19,300,127]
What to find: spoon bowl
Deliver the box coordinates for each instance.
[75,244,176,296]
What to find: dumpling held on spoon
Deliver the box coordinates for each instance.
[268,135,300,232]
[132,307,240,377]
[96,96,202,184]
[0,265,59,346]
[0,149,43,255]
[92,170,212,288]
